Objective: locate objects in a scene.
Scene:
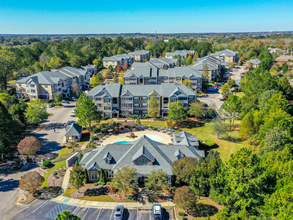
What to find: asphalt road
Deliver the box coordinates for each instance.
[230,63,246,81]
[11,200,173,220]
[28,102,77,156]
[197,92,223,112]
[0,102,77,220]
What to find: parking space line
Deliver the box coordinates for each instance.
[95,209,101,220]
[109,209,114,220]
[32,200,49,213]
[137,209,138,220]
[72,206,79,214]
[82,208,90,220]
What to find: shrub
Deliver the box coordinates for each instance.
[53,171,58,176]
[93,182,99,186]
[17,136,42,155]
[200,139,216,147]
[92,127,100,133]
[179,212,185,216]
[174,186,198,214]
[102,117,109,120]
[144,114,150,118]
[42,160,51,169]
[19,171,44,193]
[78,153,83,164]
[149,195,158,203]
[131,114,138,119]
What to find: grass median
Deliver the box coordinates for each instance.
[63,188,115,202]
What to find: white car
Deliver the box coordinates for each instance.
[70,111,75,117]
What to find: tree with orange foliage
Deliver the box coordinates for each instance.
[19,171,44,193]
[17,136,41,156]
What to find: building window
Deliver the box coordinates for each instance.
[158,77,161,80]
[124,78,128,81]
[164,77,168,80]
[176,78,181,81]
[108,170,113,178]
[26,84,29,87]
[91,171,98,180]
[105,158,110,164]
[198,83,201,86]
[104,106,110,110]
[134,97,139,101]
[134,104,139,108]
[104,98,110,103]
[45,85,48,88]
[171,98,177,102]
[143,111,148,115]
[105,113,110,117]
[142,104,148,108]
[142,97,147,101]
[134,111,139,115]
[138,158,148,165]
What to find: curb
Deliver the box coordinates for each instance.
[15,194,37,207]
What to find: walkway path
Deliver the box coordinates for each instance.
[61,168,72,192]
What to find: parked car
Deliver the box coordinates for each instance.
[48,103,55,108]
[152,204,162,220]
[201,103,208,107]
[220,98,226,101]
[114,205,124,220]
[70,111,75,117]
[61,100,69,104]
[72,97,78,101]
[67,120,75,127]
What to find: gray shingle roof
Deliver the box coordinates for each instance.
[65,123,82,137]
[173,131,199,147]
[250,59,261,65]
[79,135,204,175]
[210,49,238,57]
[87,82,195,98]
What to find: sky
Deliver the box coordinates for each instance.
[0,0,292,34]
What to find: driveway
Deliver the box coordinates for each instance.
[10,200,174,220]
[28,102,77,156]
[230,63,246,81]
[197,92,223,112]
[0,102,77,220]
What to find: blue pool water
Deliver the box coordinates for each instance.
[113,141,130,144]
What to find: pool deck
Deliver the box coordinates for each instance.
[101,130,173,146]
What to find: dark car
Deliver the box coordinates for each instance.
[48,103,55,108]
[220,98,226,101]
[61,100,69,104]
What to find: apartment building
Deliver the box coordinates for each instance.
[103,54,134,68]
[165,50,195,59]
[16,65,97,100]
[131,57,179,70]
[123,66,202,91]
[86,83,196,118]
[210,49,238,63]
[128,50,151,62]
[191,56,222,81]
[250,59,261,69]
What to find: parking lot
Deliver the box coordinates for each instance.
[12,200,173,220]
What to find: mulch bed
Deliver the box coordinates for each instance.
[47,168,67,187]
[108,188,138,202]
[17,193,36,205]
[148,193,169,203]
[70,184,110,198]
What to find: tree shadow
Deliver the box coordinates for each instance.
[0,178,20,192]
[194,203,218,217]
[181,120,205,129]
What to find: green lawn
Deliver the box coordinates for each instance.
[235,92,245,98]
[42,160,66,188]
[51,147,71,162]
[63,188,115,202]
[8,81,16,85]
[141,119,248,162]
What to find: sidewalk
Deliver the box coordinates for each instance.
[61,167,72,191]
[51,195,175,209]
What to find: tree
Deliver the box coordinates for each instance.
[55,210,81,220]
[240,109,263,139]
[263,126,289,153]
[90,74,99,88]
[174,186,198,214]
[145,169,169,192]
[167,101,187,126]
[230,62,237,69]
[113,74,118,83]
[0,92,11,108]
[54,93,63,103]
[201,64,209,90]
[221,84,230,97]
[278,76,291,99]
[69,164,85,193]
[282,62,289,73]
[211,118,227,138]
[148,92,159,118]
[136,117,141,126]
[19,171,44,193]
[76,99,100,134]
[25,99,48,124]
[261,92,289,116]
[183,79,193,89]
[75,93,87,116]
[219,95,241,130]
[118,73,125,85]
[98,168,107,185]
[186,55,192,66]
[188,102,205,118]
[17,136,41,156]
[71,79,81,96]
[108,65,113,72]
[111,166,137,197]
[0,50,17,90]
[116,65,121,73]
[192,52,199,63]
[172,157,198,184]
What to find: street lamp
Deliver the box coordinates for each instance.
[52,177,55,188]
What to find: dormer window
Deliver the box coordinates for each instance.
[105,158,110,164]
[103,152,112,164]
[175,149,185,160]
[138,158,148,165]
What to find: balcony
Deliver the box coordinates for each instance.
[93,99,103,104]
[121,99,133,103]
[163,104,169,108]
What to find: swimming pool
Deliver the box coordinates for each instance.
[145,134,164,141]
[113,141,130,144]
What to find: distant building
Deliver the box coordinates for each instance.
[191,56,222,81]
[16,65,97,100]
[210,49,238,63]
[165,50,195,59]
[275,55,293,63]
[128,50,151,62]
[103,54,134,69]
[64,123,82,143]
[131,58,179,70]
[124,66,202,91]
[268,47,282,54]
[250,59,261,68]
